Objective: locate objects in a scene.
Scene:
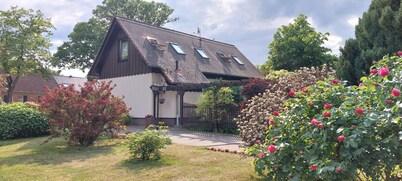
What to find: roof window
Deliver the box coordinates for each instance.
[232,56,244,65]
[195,48,209,59]
[170,43,185,54]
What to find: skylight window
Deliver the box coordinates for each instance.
[195,48,209,59]
[232,56,244,65]
[170,43,185,54]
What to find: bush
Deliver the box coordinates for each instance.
[236,65,334,145]
[126,129,172,160]
[0,102,49,139]
[240,78,273,101]
[247,54,402,180]
[40,80,130,146]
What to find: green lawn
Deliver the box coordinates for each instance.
[0,137,261,181]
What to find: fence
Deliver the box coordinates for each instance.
[181,105,240,134]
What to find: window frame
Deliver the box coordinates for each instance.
[195,48,209,59]
[170,42,186,55]
[232,56,245,65]
[118,38,129,62]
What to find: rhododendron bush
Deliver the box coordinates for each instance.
[236,66,334,145]
[40,80,129,146]
[247,55,402,180]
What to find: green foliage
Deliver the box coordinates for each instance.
[248,54,402,180]
[54,0,178,71]
[265,14,337,71]
[196,87,235,112]
[265,69,294,80]
[126,129,171,160]
[0,6,54,76]
[0,6,55,102]
[0,103,49,140]
[337,0,402,85]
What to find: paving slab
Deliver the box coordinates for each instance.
[127,126,244,152]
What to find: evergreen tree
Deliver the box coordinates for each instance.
[337,0,402,85]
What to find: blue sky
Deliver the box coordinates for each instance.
[0,0,372,77]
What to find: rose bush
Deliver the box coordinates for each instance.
[246,54,402,180]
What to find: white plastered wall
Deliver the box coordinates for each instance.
[102,73,154,118]
[184,91,201,105]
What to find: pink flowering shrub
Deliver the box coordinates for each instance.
[40,80,130,146]
[247,54,402,180]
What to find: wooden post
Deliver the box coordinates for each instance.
[178,91,185,125]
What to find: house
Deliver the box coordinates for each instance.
[2,75,87,103]
[88,16,262,126]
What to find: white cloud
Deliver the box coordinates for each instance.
[59,68,88,78]
[324,35,342,55]
[245,17,294,31]
[347,16,359,27]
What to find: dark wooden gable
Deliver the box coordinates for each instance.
[97,24,151,79]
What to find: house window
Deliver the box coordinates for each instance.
[23,96,28,103]
[232,56,244,65]
[195,48,209,59]
[170,43,185,54]
[119,39,129,62]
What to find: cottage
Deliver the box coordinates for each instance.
[2,75,86,103]
[88,17,262,126]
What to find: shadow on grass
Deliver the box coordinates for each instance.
[0,136,118,166]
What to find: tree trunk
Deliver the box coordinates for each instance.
[5,75,18,103]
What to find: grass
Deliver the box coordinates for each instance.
[0,137,261,181]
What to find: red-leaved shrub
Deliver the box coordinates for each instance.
[40,80,130,146]
[241,78,273,101]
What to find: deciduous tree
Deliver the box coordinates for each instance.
[263,14,337,72]
[0,6,54,102]
[53,0,178,71]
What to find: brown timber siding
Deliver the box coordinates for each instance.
[98,26,151,79]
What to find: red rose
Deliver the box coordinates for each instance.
[355,108,364,115]
[378,67,389,77]
[258,152,264,158]
[267,144,276,153]
[289,91,295,97]
[331,79,340,84]
[398,51,402,57]
[310,164,317,171]
[323,112,331,118]
[335,167,342,173]
[337,135,345,142]
[370,69,377,74]
[301,87,308,93]
[392,88,400,97]
[310,118,318,125]
[386,99,393,104]
[273,111,279,117]
[317,123,324,128]
[269,120,275,125]
[324,103,331,109]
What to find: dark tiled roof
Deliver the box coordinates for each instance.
[13,75,59,93]
[91,17,262,84]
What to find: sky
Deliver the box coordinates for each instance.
[0,0,373,77]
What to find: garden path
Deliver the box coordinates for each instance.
[127,126,244,152]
